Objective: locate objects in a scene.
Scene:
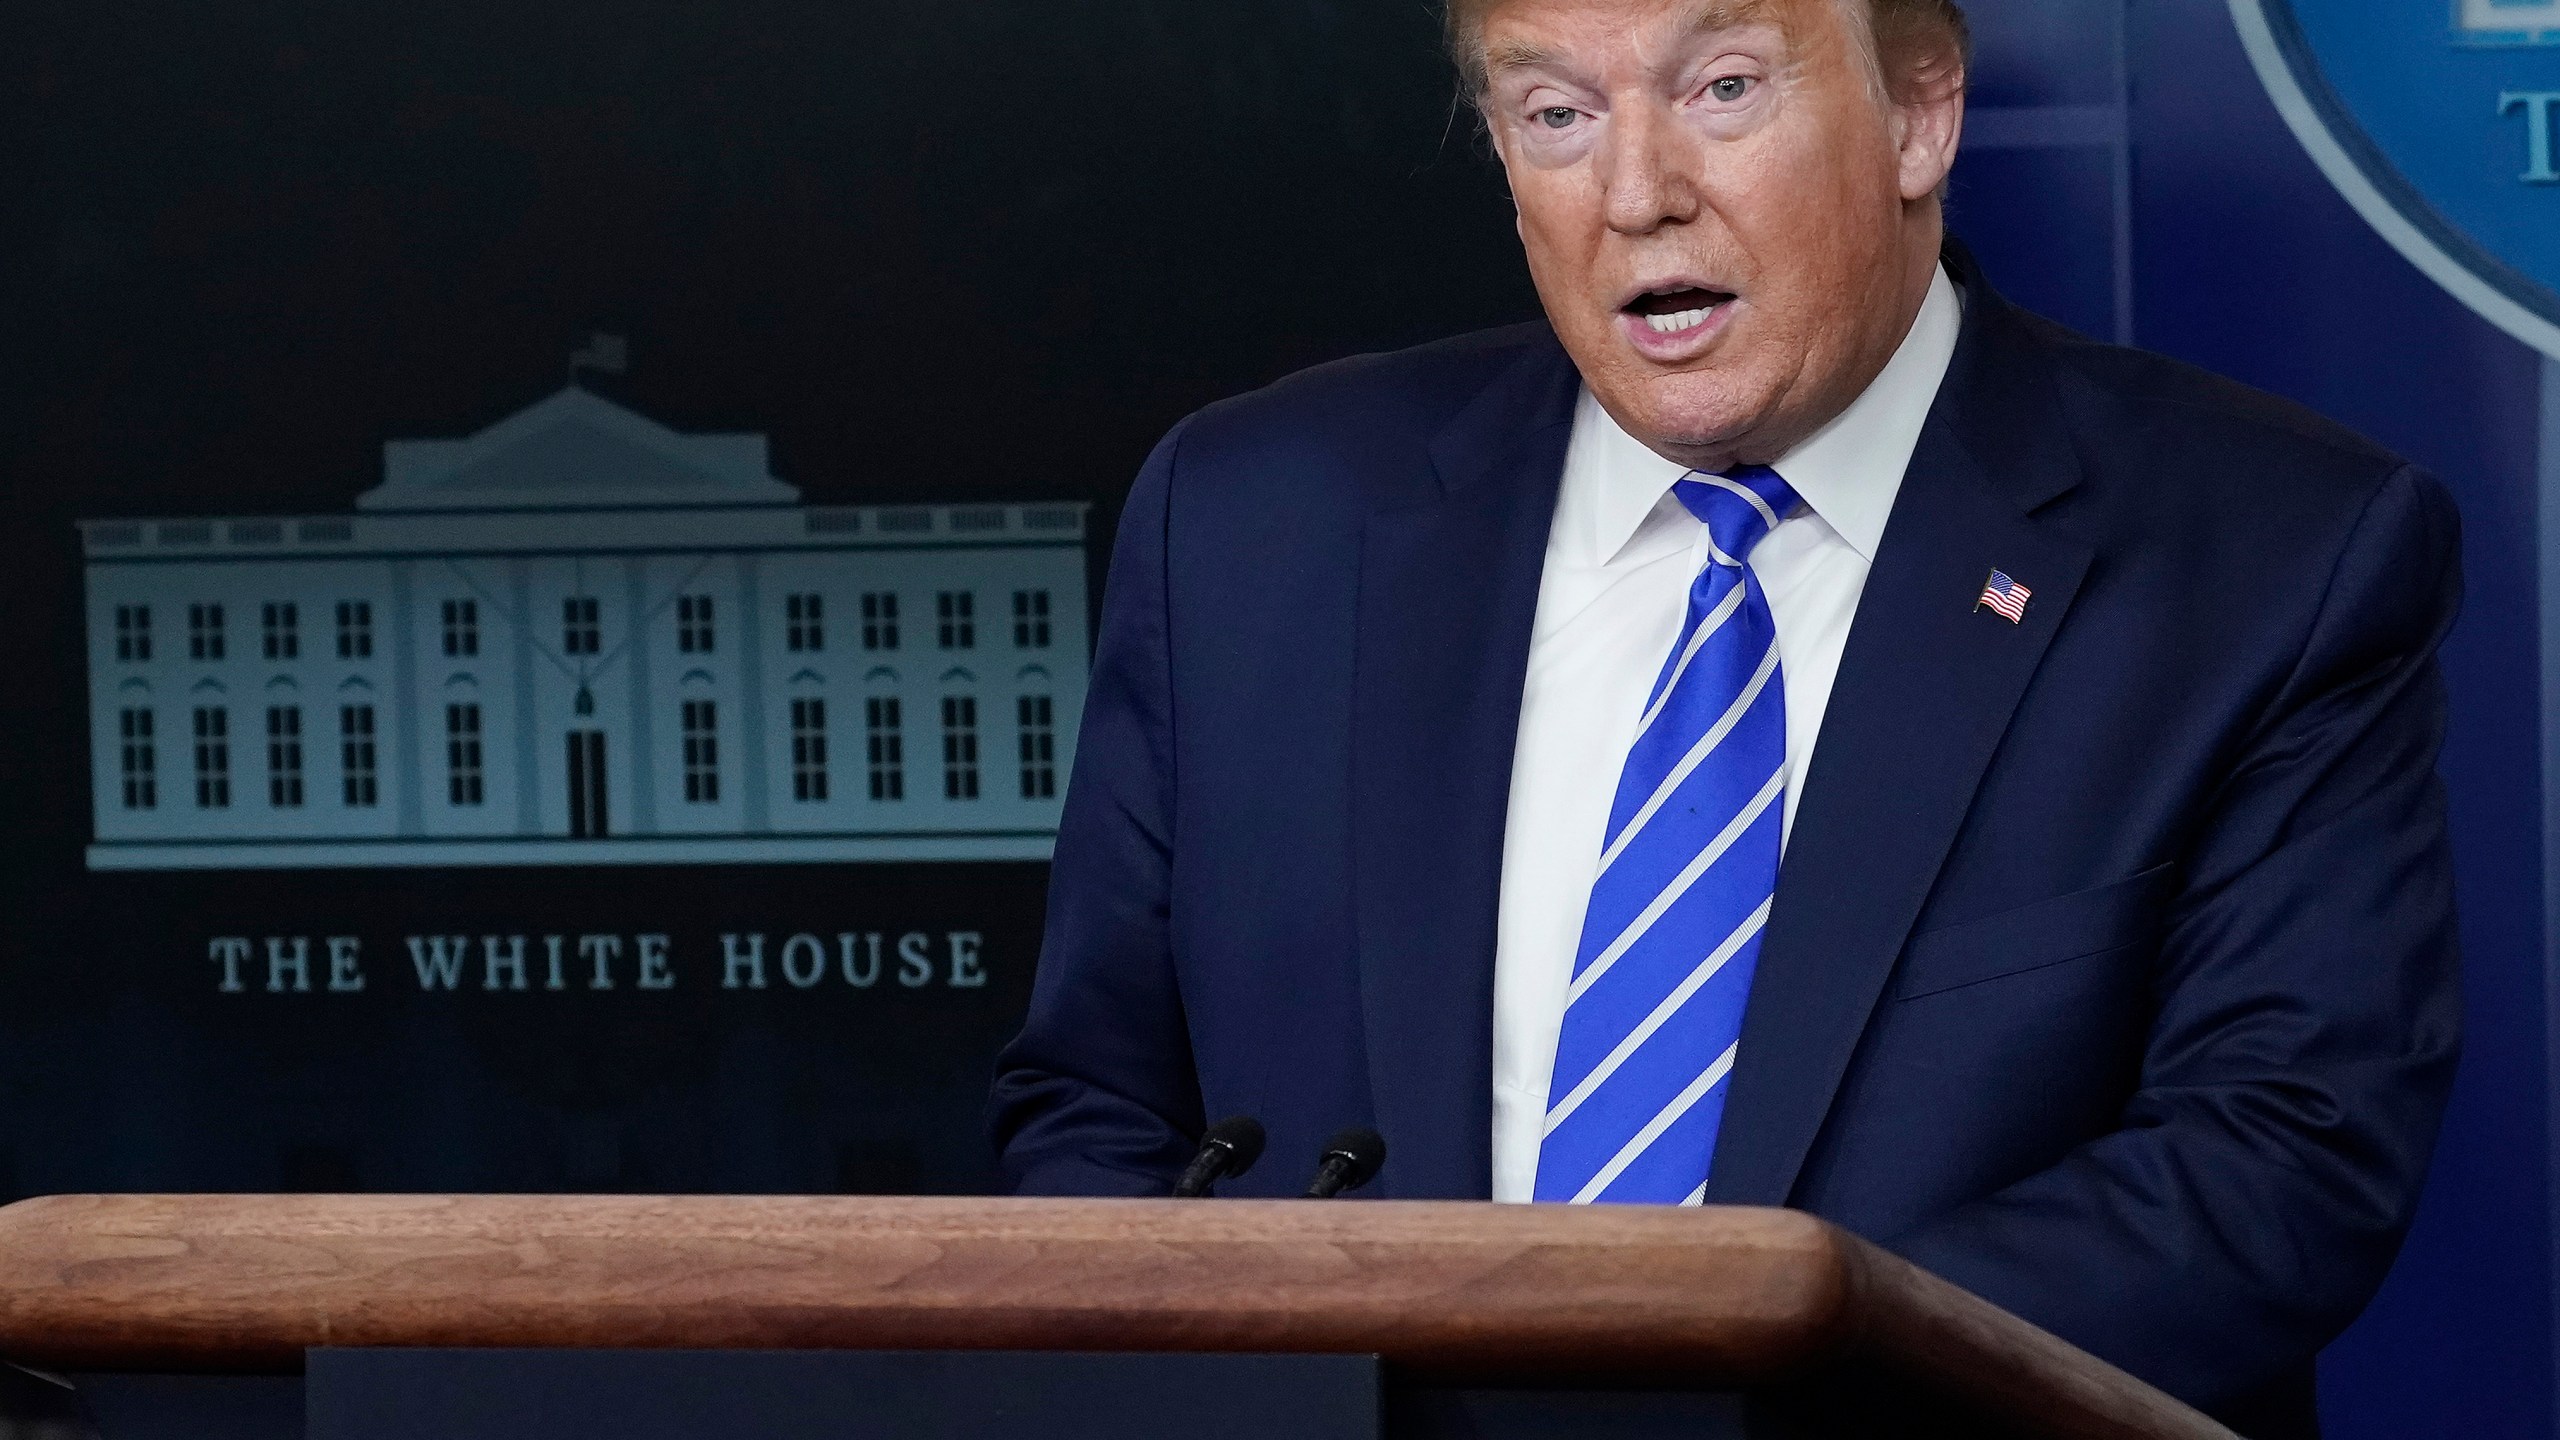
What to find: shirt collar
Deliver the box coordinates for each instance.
[1561,263,1965,568]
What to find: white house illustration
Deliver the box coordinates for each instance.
[2461,0,2560,44]
[80,387,1089,870]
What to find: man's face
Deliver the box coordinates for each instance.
[1478,0,1960,469]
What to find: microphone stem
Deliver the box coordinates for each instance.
[1305,1159,1351,1199]
[1171,1142,1233,1199]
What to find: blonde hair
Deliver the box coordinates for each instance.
[1445,0,1971,108]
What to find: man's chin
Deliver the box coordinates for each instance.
[1589,372,1771,465]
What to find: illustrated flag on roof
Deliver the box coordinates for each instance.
[569,332,629,379]
[1976,569,2031,624]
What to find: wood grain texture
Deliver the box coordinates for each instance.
[0,1194,2231,1440]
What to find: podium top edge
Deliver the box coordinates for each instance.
[0,1193,2233,1440]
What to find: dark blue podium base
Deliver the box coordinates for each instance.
[327,1349,1390,1440]
[38,1351,1901,1440]
[64,1375,300,1440]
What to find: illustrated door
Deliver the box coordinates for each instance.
[566,730,608,839]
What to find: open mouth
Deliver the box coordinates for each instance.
[1623,285,1734,335]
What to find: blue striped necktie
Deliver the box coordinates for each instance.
[1533,465,1796,1206]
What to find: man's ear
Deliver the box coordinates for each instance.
[1893,61,1966,203]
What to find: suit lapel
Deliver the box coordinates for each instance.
[1706,281,2095,1206]
[1351,340,1580,1200]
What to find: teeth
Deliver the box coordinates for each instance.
[1644,306,1716,334]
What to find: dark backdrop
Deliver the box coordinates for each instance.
[0,0,1532,1201]
[0,1,2546,1434]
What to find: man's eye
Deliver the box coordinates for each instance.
[1709,76,1753,103]
[1538,107,1579,130]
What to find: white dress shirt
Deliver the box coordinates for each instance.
[1488,266,1965,1203]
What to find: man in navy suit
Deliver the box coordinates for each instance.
[990,0,2461,1432]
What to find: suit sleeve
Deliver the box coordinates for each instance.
[1887,464,2465,1411]
[986,420,1206,1194]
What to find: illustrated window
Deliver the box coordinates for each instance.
[118,709,157,809]
[562,596,602,657]
[1018,694,1057,799]
[941,694,980,799]
[442,599,479,658]
[189,603,225,662]
[866,696,904,801]
[447,703,485,806]
[115,605,152,663]
[340,705,379,807]
[937,592,975,650]
[265,706,304,808]
[335,600,373,660]
[677,594,715,654]
[786,593,824,653]
[192,706,231,809]
[862,592,900,651]
[791,696,828,803]
[682,699,720,803]
[262,602,299,661]
[1012,590,1052,649]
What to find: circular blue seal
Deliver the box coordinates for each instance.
[2233,0,2560,356]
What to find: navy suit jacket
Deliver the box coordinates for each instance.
[989,250,2462,1437]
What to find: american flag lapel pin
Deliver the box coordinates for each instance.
[1975,569,2031,624]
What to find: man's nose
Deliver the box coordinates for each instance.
[1598,103,1702,235]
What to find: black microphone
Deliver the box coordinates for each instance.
[1171,1115,1268,1198]
[1302,1128,1387,1198]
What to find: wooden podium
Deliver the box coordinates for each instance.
[0,1194,2235,1440]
